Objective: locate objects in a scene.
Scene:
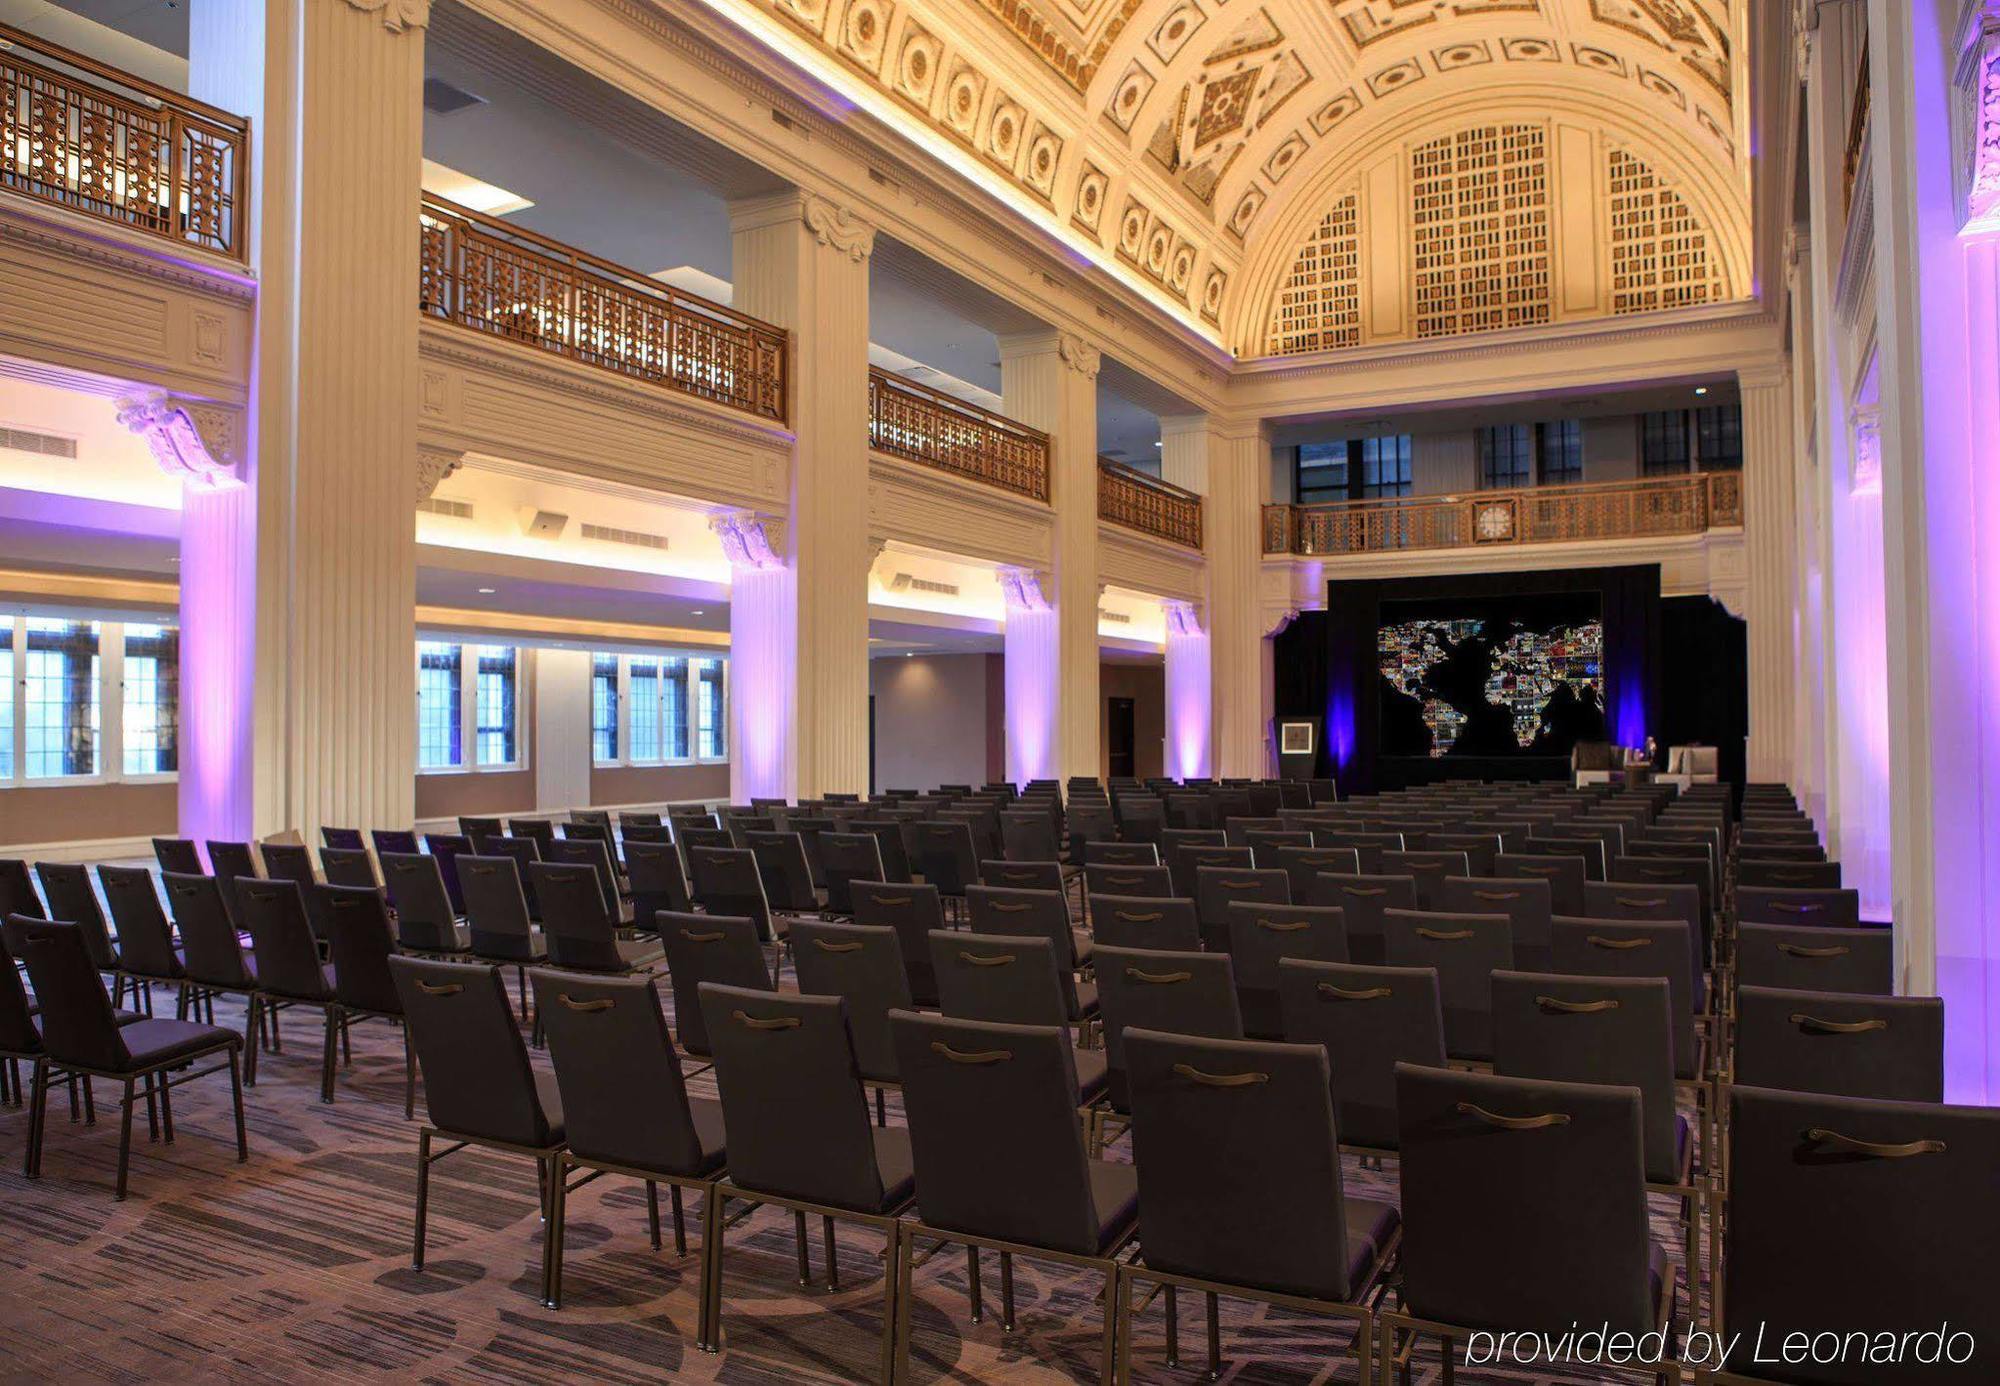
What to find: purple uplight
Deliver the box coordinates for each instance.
[1163,617,1211,780]
[1003,604,1058,786]
[177,485,256,844]
[727,564,796,802]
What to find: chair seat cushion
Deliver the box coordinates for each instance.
[1071,930,1094,966]
[688,1095,728,1174]
[1073,1047,1108,1105]
[117,1017,241,1069]
[1086,1157,1139,1252]
[533,1069,567,1146]
[261,963,338,1003]
[872,1124,917,1211]
[1343,1195,1401,1292]
[472,933,547,964]
[616,938,665,970]
[1073,977,1099,1022]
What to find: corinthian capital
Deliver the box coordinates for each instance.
[802,194,877,262]
[116,392,244,490]
[1057,333,1101,379]
[997,567,1052,612]
[343,0,430,32]
[711,510,787,570]
[1163,600,1205,637]
[416,446,463,503]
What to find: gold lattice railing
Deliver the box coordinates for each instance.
[868,368,1050,501]
[0,22,247,259]
[1099,458,1203,548]
[419,193,789,424]
[1263,471,1744,556]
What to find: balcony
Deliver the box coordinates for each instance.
[1099,458,1204,549]
[0,22,247,260]
[418,193,788,425]
[1842,51,1870,219]
[1263,471,1743,556]
[868,368,1050,501]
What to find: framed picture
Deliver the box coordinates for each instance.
[1279,720,1315,756]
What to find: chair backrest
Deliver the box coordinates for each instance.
[1423,833,1500,877]
[320,826,365,850]
[0,924,42,1053]
[0,860,43,922]
[1126,1028,1370,1299]
[1310,831,1403,874]
[509,817,558,848]
[1736,922,1893,995]
[790,919,912,1084]
[153,837,205,875]
[379,852,461,952]
[1734,986,1944,1102]
[819,832,886,915]
[1491,971,1679,1183]
[236,877,333,1001]
[1193,865,1290,952]
[1082,840,1159,868]
[543,837,619,916]
[528,860,626,972]
[1382,909,1513,1062]
[391,956,555,1146]
[1436,876,1554,971]
[999,812,1060,863]
[967,884,1075,964]
[1088,893,1200,951]
[850,880,945,1007]
[313,884,401,1016]
[1380,851,1472,910]
[979,859,1064,896]
[912,820,981,897]
[530,969,710,1176]
[1308,872,1418,965]
[371,829,421,859]
[850,820,915,885]
[1736,859,1841,891]
[97,865,181,979]
[1493,853,1586,916]
[260,842,318,893]
[1736,885,1862,928]
[1093,944,1243,1111]
[4,917,128,1070]
[930,931,1073,1029]
[1525,835,1607,881]
[700,984,888,1211]
[320,846,379,890]
[1269,845,1360,904]
[890,1010,1103,1255]
[1608,854,1712,923]
[457,854,536,958]
[1276,958,1445,1152]
[658,911,773,1056]
[1167,843,1252,901]
[1724,1085,2000,1383]
[422,834,473,916]
[1084,862,1173,901]
[458,815,505,841]
[1579,880,1706,1000]
[163,871,252,989]
[687,847,776,941]
[745,831,819,914]
[1396,1064,1656,1334]
[206,842,261,909]
[34,862,115,970]
[623,838,695,927]
[1549,918,1699,1080]
[1223,902,1348,1034]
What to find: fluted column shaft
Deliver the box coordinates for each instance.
[1739,369,1797,785]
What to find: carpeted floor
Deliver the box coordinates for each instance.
[0,983,1699,1385]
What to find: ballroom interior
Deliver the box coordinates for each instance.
[0,0,1995,1383]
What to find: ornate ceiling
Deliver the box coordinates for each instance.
[714,0,1753,353]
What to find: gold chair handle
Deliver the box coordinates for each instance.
[1319,983,1392,1001]
[812,939,865,953]
[1173,1063,1268,1088]
[959,951,1015,967]
[1127,967,1192,984]
[1217,877,1261,888]
[1772,872,1814,883]
[1774,902,1827,914]
[1113,910,1163,923]
[681,930,725,943]
[1791,1013,1888,1034]
[1777,943,1850,958]
[416,981,461,996]
[864,894,909,906]
[1804,1128,1945,1158]
[1586,935,1651,950]
[559,994,614,1013]
[1614,896,1666,908]
[1536,996,1620,1014]
[1457,1101,1569,1131]
[1521,865,1561,876]
[733,1010,800,1031]
[1343,887,1388,898]
[932,1042,1011,1064]
[1104,875,1144,886]
[990,902,1031,914]
[1256,918,1310,932]
[1416,928,1475,941]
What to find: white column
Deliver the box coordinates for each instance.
[728,192,875,800]
[1739,366,1797,786]
[534,648,592,812]
[1000,332,1100,781]
[999,568,1059,785]
[1161,600,1212,780]
[189,0,424,839]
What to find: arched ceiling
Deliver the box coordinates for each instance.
[707,0,1753,353]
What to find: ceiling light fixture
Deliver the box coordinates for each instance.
[420,158,533,216]
[691,609,705,615]
[1694,386,1710,396]
[477,587,496,594]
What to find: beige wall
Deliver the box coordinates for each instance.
[1100,660,1165,782]
[413,768,537,820]
[870,654,995,792]
[0,780,176,847]
[590,761,731,806]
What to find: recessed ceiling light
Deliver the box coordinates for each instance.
[690,609,705,616]
[1152,441,1163,448]
[420,158,533,216]
[903,651,913,657]
[477,587,496,595]
[1694,386,1710,396]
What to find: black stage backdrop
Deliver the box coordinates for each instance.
[1275,565,1687,795]
[1658,594,1748,789]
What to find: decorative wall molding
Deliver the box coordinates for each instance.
[998,566,1054,611]
[867,451,1054,570]
[1057,332,1102,379]
[416,446,464,502]
[1098,521,1205,603]
[1164,599,1204,637]
[802,194,878,262]
[710,510,787,569]
[1952,0,2000,234]
[116,392,245,489]
[1850,405,1883,495]
[345,0,432,33]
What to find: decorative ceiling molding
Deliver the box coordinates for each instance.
[1953,0,2000,235]
[803,193,880,260]
[344,0,432,33]
[998,564,1054,609]
[1058,331,1103,377]
[115,393,245,490]
[1163,598,1204,635]
[710,510,788,568]
[417,446,465,502]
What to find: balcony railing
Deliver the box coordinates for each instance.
[0,21,247,260]
[1099,458,1203,549]
[419,193,788,424]
[1842,48,1870,217]
[1263,471,1743,556]
[867,368,1049,501]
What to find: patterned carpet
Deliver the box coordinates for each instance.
[0,985,1699,1385]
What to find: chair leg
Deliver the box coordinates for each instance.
[229,1047,247,1160]
[402,1022,416,1121]
[160,1063,177,1143]
[23,1059,47,1178]
[243,994,260,1087]
[1165,1283,1180,1368]
[671,1184,687,1257]
[823,1215,841,1293]
[875,1086,887,1127]
[1114,1268,1134,1386]
[999,1250,1014,1330]
[704,1193,729,1353]
[142,1071,159,1141]
[340,1011,351,1065]
[967,1246,983,1322]
[892,1222,915,1382]
[646,1180,662,1250]
[1100,1266,1120,1386]
[320,1006,339,1104]
[113,1077,136,1201]
[412,1128,433,1270]
[81,1076,95,1126]
[1206,1290,1222,1378]
[544,1155,567,1309]
[794,1209,812,1285]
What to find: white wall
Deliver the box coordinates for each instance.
[1583,416,1640,482]
[870,654,992,791]
[1410,431,1474,495]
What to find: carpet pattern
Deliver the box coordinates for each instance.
[0,986,1700,1385]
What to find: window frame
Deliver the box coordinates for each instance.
[414,639,528,776]
[1477,424,1535,490]
[1537,419,1583,487]
[0,616,179,790]
[1640,409,1693,477]
[1294,437,1414,502]
[590,649,729,769]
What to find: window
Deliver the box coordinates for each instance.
[416,642,463,770]
[1296,437,1412,502]
[1478,426,1534,489]
[122,624,178,775]
[23,619,98,779]
[1695,403,1742,471]
[591,654,619,762]
[663,657,690,759]
[474,646,517,766]
[1641,410,1691,476]
[1538,420,1583,486]
[0,645,10,781]
[695,658,726,759]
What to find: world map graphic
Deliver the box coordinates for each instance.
[1379,615,1604,758]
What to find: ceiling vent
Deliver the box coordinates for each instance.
[521,509,569,540]
[1099,609,1132,624]
[416,496,473,519]
[422,78,487,115]
[888,572,960,598]
[0,426,77,459]
[581,522,669,551]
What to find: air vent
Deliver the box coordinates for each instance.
[771,109,797,131]
[581,522,669,551]
[417,497,473,519]
[888,572,960,598]
[0,426,76,459]
[423,78,487,115]
[1099,609,1132,625]
[521,509,568,539]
